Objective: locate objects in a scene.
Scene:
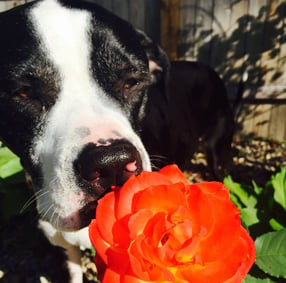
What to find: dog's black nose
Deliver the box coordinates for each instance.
[74,140,143,195]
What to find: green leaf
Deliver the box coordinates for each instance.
[241,207,259,226]
[224,175,257,208]
[271,167,286,210]
[0,147,23,178]
[91,245,96,257]
[252,180,263,195]
[243,274,275,282]
[255,229,286,278]
[269,218,285,231]
[229,192,243,209]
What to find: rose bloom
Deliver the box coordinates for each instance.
[89,165,255,283]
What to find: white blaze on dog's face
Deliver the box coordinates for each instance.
[0,0,152,230]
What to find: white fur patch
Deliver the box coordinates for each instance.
[29,0,151,230]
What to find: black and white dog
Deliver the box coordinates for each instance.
[0,0,159,281]
[0,0,235,282]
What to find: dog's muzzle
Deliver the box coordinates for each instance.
[73,139,143,226]
[74,139,142,196]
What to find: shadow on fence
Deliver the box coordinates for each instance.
[178,1,286,98]
[176,1,286,139]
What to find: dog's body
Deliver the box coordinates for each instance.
[0,1,234,282]
[142,60,235,178]
[0,1,155,281]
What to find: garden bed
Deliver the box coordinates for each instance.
[189,135,286,186]
[0,136,285,282]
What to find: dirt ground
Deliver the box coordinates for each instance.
[188,134,286,186]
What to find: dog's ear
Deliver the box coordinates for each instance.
[135,29,170,86]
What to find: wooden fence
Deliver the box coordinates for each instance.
[1,0,286,141]
[161,0,286,141]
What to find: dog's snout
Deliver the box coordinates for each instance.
[74,140,143,194]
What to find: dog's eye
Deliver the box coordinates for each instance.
[18,92,29,98]
[14,87,42,106]
[13,85,32,99]
[123,78,139,94]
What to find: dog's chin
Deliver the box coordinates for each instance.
[39,200,98,232]
[78,200,98,228]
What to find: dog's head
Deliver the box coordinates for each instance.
[0,0,165,230]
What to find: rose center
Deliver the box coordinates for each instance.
[160,232,170,246]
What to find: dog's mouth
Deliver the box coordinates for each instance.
[79,200,99,228]
[78,163,139,228]
[78,185,116,227]
[74,140,143,227]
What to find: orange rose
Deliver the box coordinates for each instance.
[89,165,255,283]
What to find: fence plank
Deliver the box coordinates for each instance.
[0,0,29,12]
[111,0,129,23]
[239,105,256,137]
[161,0,180,60]
[144,0,160,42]
[254,104,272,138]
[269,104,286,141]
[127,0,145,31]
[211,0,232,68]
[178,0,197,59]
[197,0,214,64]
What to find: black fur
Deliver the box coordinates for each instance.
[142,61,235,179]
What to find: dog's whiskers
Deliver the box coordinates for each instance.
[150,154,169,171]
[49,175,61,188]
[39,202,55,221]
[20,189,49,213]
[51,206,60,228]
[150,154,168,161]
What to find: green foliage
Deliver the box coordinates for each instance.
[1,143,286,280]
[255,230,286,278]
[224,167,286,282]
[0,146,30,223]
[271,167,286,210]
[243,274,275,282]
[224,175,259,226]
[0,146,23,178]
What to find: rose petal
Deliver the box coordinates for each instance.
[102,268,120,283]
[129,236,175,282]
[225,228,256,283]
[105,246,130,275]
[95,192,117,245]
[116,172,173,219]
[94,253,106,282]
[132,212,174,264]
[103,268,147,283]
[168,220,193,250]
[133,184,188,215]
[128,209,154,239]
[179,229,255,283]
[174,234,201,264]
[89,220,130,275]
[193,182,230,200]
[186,184,243,261]
[194,202,241,260]
[112,215,132,248]
[185,185,213,236]
[89,219,110,263]
[159,164,190,185]
[89,218,130,274]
